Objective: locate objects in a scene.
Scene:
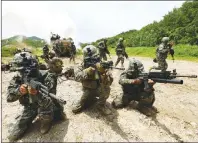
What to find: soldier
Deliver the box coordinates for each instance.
[6,51,66,142]
[64,45,113,115]
[97,39,111,61]
[112,58,157,116]
[115,38,128,68]
[41,44,56,61]
[69,39,76,63]
[150,37,174,72]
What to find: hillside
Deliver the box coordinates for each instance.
[1,35,46,57]
[82,1,198,48]
[2,35,46,48]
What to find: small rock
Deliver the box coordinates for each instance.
[190,122,197,128]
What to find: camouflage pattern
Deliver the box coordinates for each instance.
[71,64,113,114]
[69,40,76,63]
[97,40,110,61]
[151,37,170,71]
[112,59,155,115]
[115,38,126,67]
[6,52,65,142]
[67,45,113,115]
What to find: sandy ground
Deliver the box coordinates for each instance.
[1,56,198,142]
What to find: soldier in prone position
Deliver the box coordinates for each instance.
[112,58,157,116]
[7,51,66,142]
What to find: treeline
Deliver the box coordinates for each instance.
[81,1,198,48]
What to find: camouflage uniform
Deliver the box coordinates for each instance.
[97,40,110,61]
[69,40,76,63]
[7,52,65,142]
[112,59,156,116]
[66,45,113,115]
[151,37,170,72]
[115,38,126,67]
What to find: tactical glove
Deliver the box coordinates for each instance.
[28,86,38,95]
[19,84,28,95]
[84,67,96,76]
[96,63,106,73]
[131,79,142,85]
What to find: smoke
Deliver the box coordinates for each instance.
[2,1,78,46]
[15,35,24,43]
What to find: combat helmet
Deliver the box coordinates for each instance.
[161,37,169,44]
[11,51,39,75]
[118,38,124,42]
[126,58,144,78]
[82,45,99,58]
[82,45,100,67]
[48,57,63,74]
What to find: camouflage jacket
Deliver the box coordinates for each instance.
[6,70,58,106]
[156,43,169,61]
[65,64,113,89]
[116,42,125,54]
[97,41,110,55]
[119,71,153,95]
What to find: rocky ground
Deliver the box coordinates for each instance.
[1,56,198,142]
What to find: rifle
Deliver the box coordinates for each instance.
[100,61,125,70]
[137,68,197,91]
[167,42,174,62]
[10,64,66,105]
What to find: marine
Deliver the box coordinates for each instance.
[6,51,66,142]
[112,58,157,116]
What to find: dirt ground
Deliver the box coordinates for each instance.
[1,56,198,142]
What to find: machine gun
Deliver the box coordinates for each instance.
[137,68,197,91]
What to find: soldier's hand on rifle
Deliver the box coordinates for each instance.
[148,79,155,85]
[19,84,28,95]
[96,63,106,74]
[84,67,96,76]
[28,86,38,95]
[131,79,142,85]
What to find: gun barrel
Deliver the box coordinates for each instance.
[151,78,183,84]
[40,88,66,104]
[171,75,197,78]
[110,66,125,70]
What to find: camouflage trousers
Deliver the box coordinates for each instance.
[99,51,108,61]
[115,54,124,67]
[72,86,110,113]
[112,91,155,108]
[153,59,168,72]
[7,99,64,142]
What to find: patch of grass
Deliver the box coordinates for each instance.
[108,44,198,62]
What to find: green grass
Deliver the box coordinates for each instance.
[108,44,198,62]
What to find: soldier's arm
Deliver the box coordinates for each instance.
[74,65,90,82]
[119,72,140,85]
[105,48,110,55]
[44,73,57,94]
[7,76,22,102]
[158,45,169,54]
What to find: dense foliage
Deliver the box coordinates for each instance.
[82,1,198,48]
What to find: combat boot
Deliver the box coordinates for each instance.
[40,115,53,134]
[97,105,112,115]
[72,104,84,114]
[136,104,152,116]
[7,129,26,142]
